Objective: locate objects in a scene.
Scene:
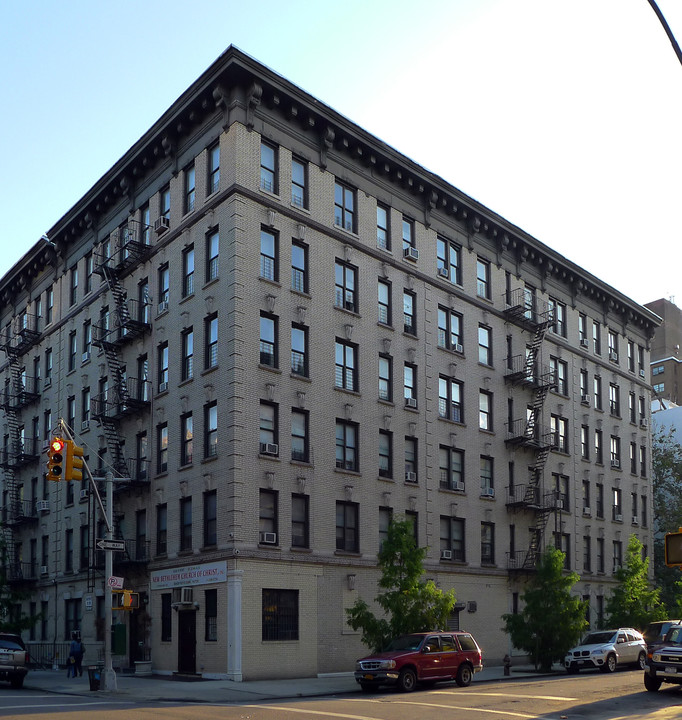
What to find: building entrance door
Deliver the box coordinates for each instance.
[177,610,196,674]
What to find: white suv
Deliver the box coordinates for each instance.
[565,628,646,674]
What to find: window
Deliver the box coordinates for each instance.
[481,522,495,564]
[68,331,77,372]
[593,320,601,355]
[582,479,591,513]
[182,245,194,297]
[479,390,493,431]
[638,345,645,376]
[613,540,623,571]
[45,348,52,385]
[260,229,278,281]
[180,497,192,551]
[376,204,390,249]
[155,504,167,556]
[65,528,73,572]
[259,402,278,451]
[378,280,391,325]
[46,287,54,325]
[260,141,277,193]
[596,538,605,573]
[291,409,308,462]
[70,265,78,306]
[205,313,218,369]
[609,383,620,416]
[579,369,589,401]
[478,325,492,365]
[583,536,592,572]
[594,375,602,410]
[642,494,648,526]
[402,216,415,252]
[335,340,357,391]
[262,589,298,641]
[161,594,172,641]
[292,494,309,548]
[158,264,170,312]
[208,143,220,195]
[335,260,357,312]
[437,236,461,284]
[181,328,193,381]
[581,425,590,459]
[608,329,619,361]
[160,186,171,221]
[437,306,462,351]
[405,436,417,482]
[548,297,566,337]
[551,414,568,453]
[640,445,647,477]
[81,387,90,427]
[553,473,569,511]
[627,340,635,372]
[181,413,193,466]
[291,324,308,377]
[291,241,308,293]
[206,229,219,282]
[184,164,196,214]
[64,598,81,640]
[439,446,464,491]
[404,363,416,404]
[205,588,217,641]
[336,501,359,552]
[158,341,169,392]
[652,365,664,376]
[378,354,392,401]
[141,205,151,244]
[291,157,307,208]
[610,435,621,468]
[653,382,665,394]
[403,290,416,335]
[136,431,148,479]
[260,313,278,368]
[629,392,637,423]
[84,252,93,294]
[335,420,358,471]
[595,429,603,465]
[259,489,278,540]
[379,507,392,550]
[157,423,168,473]
[379,430,392,478]
[438,375,463,423]
[550,356,568,395]
[82,321,92,361]
[334,180,355,232]
[440,516,465,562]
[204,401,218,458]
[476,258,491,299]
[480,456,494,494]
[578,313,587,345]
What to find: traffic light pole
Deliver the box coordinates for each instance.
[102,471,117,692]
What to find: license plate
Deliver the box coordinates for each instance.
[665,666,678,674]
[577,660,585,665]
[364,674,374,680]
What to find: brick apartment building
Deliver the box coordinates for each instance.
[0,47,659,679]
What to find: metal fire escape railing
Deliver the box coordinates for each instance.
[502,288,557,573]
[91,222,152,481]
[0,313,42,583]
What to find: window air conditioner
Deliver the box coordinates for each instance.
[405,397,417,409]
[580,338,589,348]
[40,565,48,575]
[581,395,591,406]
[158,381,168,393]
[81,420,90,431]
[260,442,279,456]
[36,500,49,512]
[80,489,89,500]
[181,587,193,603]
[632,516,639,524]
[437,267,449,278]
[82,351,90,363]
[640,418,648,428]
[583,507,591,515]
[611,460,621,469]
[260,532,277,544]
[639,369,646,378]
[157,300,169,314]
[405,471,417,482]
[453,481,465,492]
[44,377,51,388]
[154,217,170,235]
[440,550,453,560]
[454,343,463,354]
[482,488,495,498]
[609,351,618,362]
[615,513,623,522]
[403,247,419,262]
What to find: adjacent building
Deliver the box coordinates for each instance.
[0,47,660,679]
[645,298,682,406]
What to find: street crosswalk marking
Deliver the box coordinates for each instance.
[433,690,578,701]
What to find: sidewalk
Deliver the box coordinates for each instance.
[23,663,552,704]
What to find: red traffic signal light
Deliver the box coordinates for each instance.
[47,437,65,480]
[65,440,84,482]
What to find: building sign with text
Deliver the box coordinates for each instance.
[150,561,227,590]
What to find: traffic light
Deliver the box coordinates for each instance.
[112,590,140,610]
[47,437,65,481]
[665,530,682,567]
[65,440,84,482]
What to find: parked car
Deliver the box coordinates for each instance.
[644,623,682,692]
[564,628,646,674]
[643,620,681,653]
[354,631,483,692]
[0,632,29,689]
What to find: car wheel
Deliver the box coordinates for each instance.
[398,667,417,692]
[637,652,646,670]
[456,664,473,687]
[359,683,374,693]
[601,654,617,673]
[10,676,24,689]
[644,673,662,692]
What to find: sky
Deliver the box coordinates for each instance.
[1,0,681,309]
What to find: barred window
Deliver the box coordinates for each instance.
[262,589,298,641]
[205,589,217,641]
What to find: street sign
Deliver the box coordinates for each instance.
[107,576,124,589]
[96,539,126,552]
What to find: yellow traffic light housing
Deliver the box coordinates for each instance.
[65,440,84,482]
[112,590,140,610]
[47,437,65,481]
[665,529,682,567]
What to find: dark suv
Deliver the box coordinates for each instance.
[0,633,29,689]
[354,631,483,692]
[644,624,682,692]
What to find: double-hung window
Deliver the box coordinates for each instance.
[205,313,218,369]
[259,402,278,453]
[376,204,390,249]
[206,230,219,282]
[208,143,220,195]
[158,342,169,392]
[479,391,493,431]
[180,413,193,466]
[441,516,465,561]
[336,501,359,552]
[403,291,416,335]
[335,340,357,391]
[476,258,491,299]
[292,494,309,548]
[439,376,463,423]
[439,446,464,491]
[291,409,309,463]
[204,401,218,458]
[291,157,307,208]
[379,354,392,402]
[260,141,277,193]
[291,324,308,377]
[334,181,355,232]
[402,216,415,253]
[437,306,462,351]
[292,241,308,293]
[181,328,193,381]
[437,235,461,284]
[549,297,566,337]
[260,314,278,368]
[335,420,358,471]
[158,264,170,313]
[378,430,392,478]
[478,325,492,365]
[334,260,357,312]
[184,163,195,214]
[180,497,192,551]
[182,245,194,297]
[378,280,391,325]
[609,383,620,416]
[260,229,278,281]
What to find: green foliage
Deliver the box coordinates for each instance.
[605,534,666,629]
[502,546,588,671]
[652,426,682,613]
[346,518,456,652]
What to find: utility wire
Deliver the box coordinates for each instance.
[647,0,682,67]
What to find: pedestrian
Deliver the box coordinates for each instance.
[68,631,85,678]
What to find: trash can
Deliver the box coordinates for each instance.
[87,666,101,691]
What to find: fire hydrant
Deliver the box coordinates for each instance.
[503,654,512,676]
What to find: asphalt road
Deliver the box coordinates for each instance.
[2,668,682,719]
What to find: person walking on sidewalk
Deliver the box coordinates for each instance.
[68,631,85,678]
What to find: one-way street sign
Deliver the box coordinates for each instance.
[96,539,126,552]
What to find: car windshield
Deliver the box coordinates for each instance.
[666,627,682,645]
[384,635,424,652]
[582,631,616,645]
[646,622,679,644]
[0,639,23,651]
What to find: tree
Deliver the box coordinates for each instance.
[502,546,587,671]
[652,426,682,613]
[346,518,456,652]
[605,534,666,629]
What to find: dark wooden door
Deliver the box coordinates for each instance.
[177,610,196,674]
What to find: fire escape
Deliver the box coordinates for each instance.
[503,288,559,573]
[0,313,41,584]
